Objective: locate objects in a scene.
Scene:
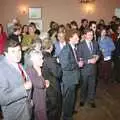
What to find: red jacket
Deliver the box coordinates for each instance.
[0,24,7,54]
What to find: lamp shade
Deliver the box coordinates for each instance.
[79,0,95,3]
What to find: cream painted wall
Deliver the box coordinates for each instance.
[1,0,120,31]
[0,0,5,24]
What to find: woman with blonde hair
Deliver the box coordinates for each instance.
[23,38,42,66]
[25,49,49,120]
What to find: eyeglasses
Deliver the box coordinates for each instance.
[93,26,96,29]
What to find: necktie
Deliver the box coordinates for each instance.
[18,63,26,82]
[73,47,78,62]
[89,42,93,53]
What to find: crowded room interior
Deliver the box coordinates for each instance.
[0,0,120,120]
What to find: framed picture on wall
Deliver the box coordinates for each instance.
[115,8,120,18]
[28,19,43,31]
[29,7,42,19]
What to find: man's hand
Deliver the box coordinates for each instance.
[88,58,96,64]
[45,80,50,88]
[24,81,32,90]
[88,55,99,64]
[78,61,84,67]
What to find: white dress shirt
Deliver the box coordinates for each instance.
[85,40,93,53]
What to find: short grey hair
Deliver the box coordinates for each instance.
[39,32,49,41]
[24,49,43,68]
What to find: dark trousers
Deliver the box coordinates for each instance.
[0,106,1,112]
[46,86,61,120]
[62,84,76,120]
[0,106,3,119]
[99,59,112,84]
[80,74,96,103]
[113,56,120,82]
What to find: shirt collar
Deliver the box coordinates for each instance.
[69,43,76,50]
[85,40,92,44]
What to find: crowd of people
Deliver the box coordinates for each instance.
[0,15,120,120]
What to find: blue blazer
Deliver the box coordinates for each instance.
[54,40,63,57]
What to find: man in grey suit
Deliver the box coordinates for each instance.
[7,18,20,35]
[0,40,32,120]
[59,29,83,120]
[77,28,99,108]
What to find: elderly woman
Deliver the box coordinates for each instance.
[25,49,49,120]
[42,39,62,120]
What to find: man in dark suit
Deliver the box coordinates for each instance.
[77,28,100,108]
[113,24,120,83]
[59,29,83,120]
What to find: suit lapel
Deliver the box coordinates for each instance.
[92,42,95,55]
[55,41,62,56]
[68,44,76,60]
[92,41,97,55]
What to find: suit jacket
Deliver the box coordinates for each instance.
[54,40,63,57]
[0,56,31,120]
[9,34,22,43]
[42,52,61,120]
[77,40,100,75]
[59,44,80,86]
[7,23,14,35]
[114,38,120,56]
[42,52,62,90]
